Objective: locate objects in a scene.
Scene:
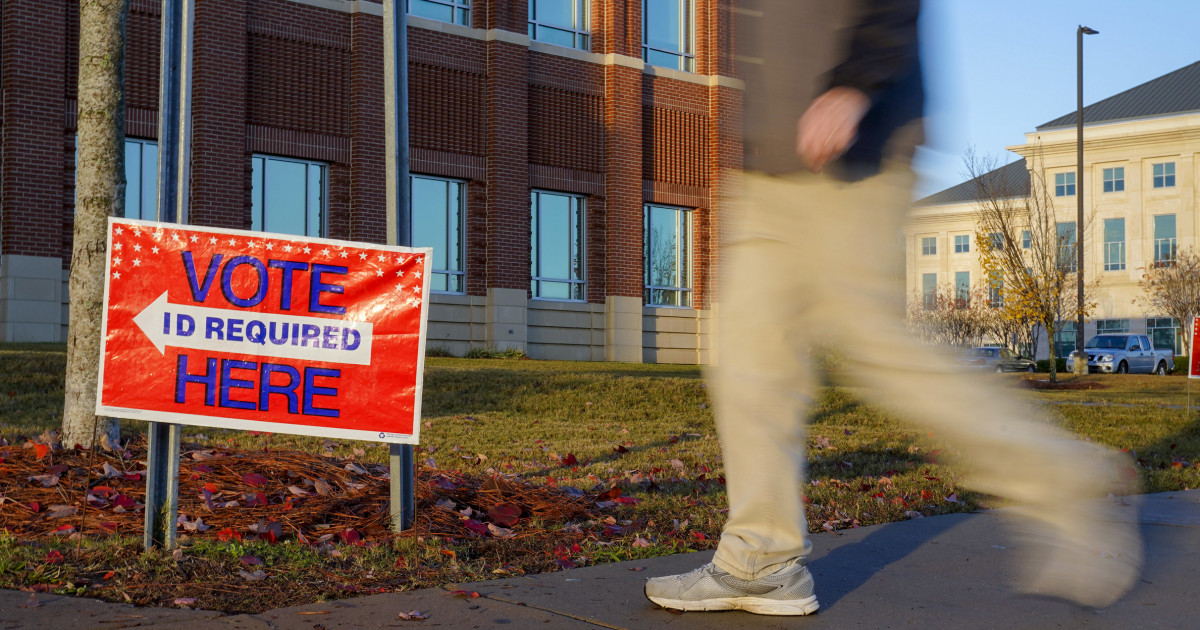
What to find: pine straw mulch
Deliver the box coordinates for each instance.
[0,431,665,613]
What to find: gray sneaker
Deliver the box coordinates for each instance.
[644,558,819,615]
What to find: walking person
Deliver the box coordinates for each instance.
[645,0,1142,615]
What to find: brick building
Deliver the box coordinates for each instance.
[0,0,741,363]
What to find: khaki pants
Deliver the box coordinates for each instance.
[710,167,1139,604]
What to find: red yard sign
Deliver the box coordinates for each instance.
[1191,317,1200,379]
[96,217,432,443]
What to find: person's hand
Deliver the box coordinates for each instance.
[796,87,870,172]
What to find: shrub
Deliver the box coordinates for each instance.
[1035,358,1068,373]
[464,346,527,360]
[1175,355,1189,374]
[425,344,454,358]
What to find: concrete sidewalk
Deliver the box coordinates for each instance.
[3,490,1198,629]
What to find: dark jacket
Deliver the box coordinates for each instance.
[736,0,924,178]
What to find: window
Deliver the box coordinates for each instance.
[408,0,470,25]
[986,232,1003,251]
[251,155,326,237]
[1056,221,1077,272]
[954,271,970,304]
[921,273,936,310]
[1055,321,1077,359]
[988,277,1003,308]
[1148,317,1180,354]
[529,0,589,50]
[953,234,969,253]
[124,138,159,221]
[1054,172,1076,197]
[644,204,692,307]
[1102,167,1124,193]
[1154,214,1177,266]
[1096,319,1129,334]
[1103,218,1125,271]
[921,236,936,256]
[643,0,694,72]
[411,175,466,293]
[1153,162,1176,188]
[1021,230,1031,250]
[531,190,586,300]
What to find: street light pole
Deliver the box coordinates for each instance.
[1075,25,1098,375]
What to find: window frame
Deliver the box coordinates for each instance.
[410,174,467,295]
[1095,319,1130,334]
[1056,221,1077,272]
[1148,317,1180,354]
[921,273,937,310]
[643,203,693,308]
[123,137,159,221]
[1054,172,1076,197]
[642,0,695,72]
[251,154,327,238]
[953,234,970,254]
[528,0,590,50]
[408,0,471,26]
[530,190,587,301]
[1102,217,1125,271]
[1102,166,1125,193]
[1153,213,1177,266]
[920,236,937,256]
[1153,162,1176,188]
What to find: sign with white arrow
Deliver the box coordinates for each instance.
[96,218,432,444]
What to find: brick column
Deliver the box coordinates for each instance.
[0,2,68,341]
[602,63,643,299]
[190,0,248,228]
[482,39,529,292]
[348,12,386,244]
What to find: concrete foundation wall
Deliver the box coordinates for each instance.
[0,255,66,342]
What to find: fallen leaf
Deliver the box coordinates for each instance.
[487,523,516,539]
[338,529,362,545]
[629,566,647,571]
[435,498,456,510]
[45,551,64,565]
[242,472,269,487]
[613,445,629,454]
[45,505,78,519]
[396,609,429,620]
[561,453,578,466]
[217,528,242,542]
[27,474,59,487]
[241,555,263,565]
[487,503,522,527]
[238,569,267,582]
[17,593,40,609]
[632,537,652,548]
[33,443,49,459]
[462,518,488,537]
[174,597,197,607]
[447,590,480,599]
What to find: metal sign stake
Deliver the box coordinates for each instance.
[143,0,194,550]
[383,0,415,532]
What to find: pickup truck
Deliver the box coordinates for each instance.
[1083,334,1174,375]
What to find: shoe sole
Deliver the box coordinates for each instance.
[647,593,819,616]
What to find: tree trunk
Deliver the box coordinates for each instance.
[63,0,128,448]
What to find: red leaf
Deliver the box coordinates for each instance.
[195,465,214,474]
[242,472,269,487]
[338,529,362,545]
[33,444,49,459]
[447,590,480,599]
[560,453,578,466]
[45,551,64,565]
[217,528,242,542]
[244,492,268,507]
[613,497,639,505]
[613,445,629,454]
[112,494,137,509]
[102,571,116,580]
[203,482,219,493]
[554,558,577,569]
[596,487,622,501]
[240,555,263,565]
[691,531,707,541]
[462,518,489,537]
[27,502,40,513]
[486,503,522,527]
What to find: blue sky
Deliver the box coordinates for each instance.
[913,0,1200,198]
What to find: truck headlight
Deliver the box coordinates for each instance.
[1099,354,1114,362]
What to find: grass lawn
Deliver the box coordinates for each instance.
[2,344,1199,612]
